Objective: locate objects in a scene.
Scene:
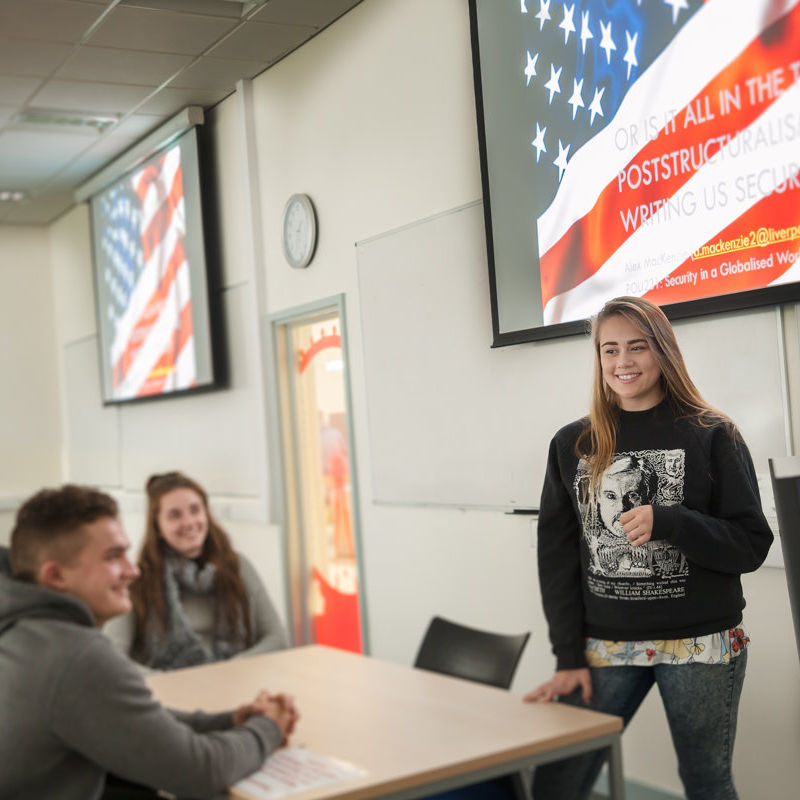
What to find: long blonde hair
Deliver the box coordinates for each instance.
[576,296,735,494]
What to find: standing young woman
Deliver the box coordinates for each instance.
[526,297,773,800]
[113,471,288,670]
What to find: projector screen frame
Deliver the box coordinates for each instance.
[88,124,221,405]
[468,0,800,347]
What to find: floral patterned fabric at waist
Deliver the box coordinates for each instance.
[586,627,750,666]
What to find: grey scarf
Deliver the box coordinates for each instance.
[139,554,247,670]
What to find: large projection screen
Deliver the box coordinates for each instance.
[470,0,800,344]
[89,127,216,403]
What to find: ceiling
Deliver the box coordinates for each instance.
[0,0,362,225]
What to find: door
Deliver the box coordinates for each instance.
[274,299,365,652]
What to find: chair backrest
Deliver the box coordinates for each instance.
[413,615,530,689]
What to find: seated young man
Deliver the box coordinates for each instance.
[0,484,298,800]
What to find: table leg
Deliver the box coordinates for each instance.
[606,735,626,800]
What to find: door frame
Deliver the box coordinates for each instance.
[268,294,369,653]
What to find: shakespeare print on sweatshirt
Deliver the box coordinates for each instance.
[576,449,689,601]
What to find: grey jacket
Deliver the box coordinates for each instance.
[0,557,282,800]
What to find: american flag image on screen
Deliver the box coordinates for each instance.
[97,143,197,399]
[520,0,800,324]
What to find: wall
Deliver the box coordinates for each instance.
[0,224,62,546]
[46,106,287,623]
[244,1,800,797]
[29,0,800,798]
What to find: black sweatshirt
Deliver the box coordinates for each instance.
[537,401,774,670]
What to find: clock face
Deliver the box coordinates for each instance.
[283,194,316,268]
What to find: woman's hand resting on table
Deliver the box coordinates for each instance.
[523,668,593,704]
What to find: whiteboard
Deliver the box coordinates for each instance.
[356,202,789,510]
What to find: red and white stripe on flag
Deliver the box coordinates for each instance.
[539,0,800,325]
[110,144,197,398]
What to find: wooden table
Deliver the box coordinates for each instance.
[147,645,624,800]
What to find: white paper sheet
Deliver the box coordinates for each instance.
[233,747,366,799]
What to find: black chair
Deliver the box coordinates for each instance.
[414,615,530,690]
[413,616,532,800]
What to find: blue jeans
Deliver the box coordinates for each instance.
[532,650,747,800]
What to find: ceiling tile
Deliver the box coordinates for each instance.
[168,55,268,90]
[253,0,362,28]
[89,6,239,55]
[31,79,155,114]
[0,38,74,77]
[135,86,228,115]
[0,0,103,44]
[57,45,192,86]
[55,155,123,186]
[48,138,139,193]
[0,128,96,184]
[118,0,242,17]
[109,113,164,140]
[46,159,114,188]
[0,107,20,127]
[208,20,315,62]
[79,132,139,164]
[0,76,45,105]
[0,0,362,226]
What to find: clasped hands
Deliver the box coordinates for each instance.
[233,691,299,744]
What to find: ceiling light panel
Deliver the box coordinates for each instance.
[12,108,121,134]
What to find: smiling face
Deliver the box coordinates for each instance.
[156,487,209,559]
[43,517,139,626]
[598,315,663,411]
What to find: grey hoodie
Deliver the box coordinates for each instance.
[0,549,282,800]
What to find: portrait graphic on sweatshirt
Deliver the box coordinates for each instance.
[576,450,689,601]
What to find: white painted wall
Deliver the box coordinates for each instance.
[45,112,286,623]
[9,1,799,798]
[242,2,800,798]
[0,225,61,533]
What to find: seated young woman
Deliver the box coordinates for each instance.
[110,471,288,670]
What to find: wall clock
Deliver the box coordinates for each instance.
[282,193,317,269]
